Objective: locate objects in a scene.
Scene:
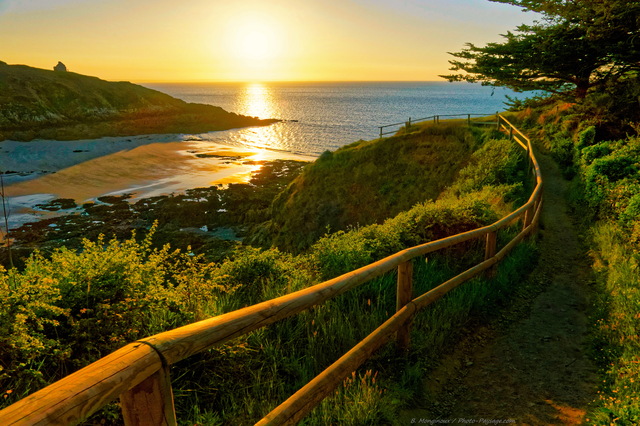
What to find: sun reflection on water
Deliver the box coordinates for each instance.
[239,83,278,119]
[232,83,289,152]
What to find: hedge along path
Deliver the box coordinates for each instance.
[0,115,542,426]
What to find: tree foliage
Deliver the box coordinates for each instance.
[442,0,640,100]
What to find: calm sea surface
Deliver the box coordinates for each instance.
[142,81,521,156]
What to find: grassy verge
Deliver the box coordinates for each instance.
[508,104,640,424]
[587,223,640,424]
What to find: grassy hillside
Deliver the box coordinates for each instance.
[263,123,496,252]
[0,62,275,141]
[0,122,533,424]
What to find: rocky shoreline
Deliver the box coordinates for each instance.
[1,159,308,268]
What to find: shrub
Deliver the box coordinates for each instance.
[447,137,524,198]
[0,266,70,400]
[591,156,638,182]
[312,191,500,280]
[215,246,313,308]
[576,125,596,149]
[0,225,237,406]
[620,193,640,227]
[580,141,614,165]
[550,136,575,175]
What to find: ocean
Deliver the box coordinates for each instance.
[142,81,520,156]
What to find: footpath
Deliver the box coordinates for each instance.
[401,153,599,425]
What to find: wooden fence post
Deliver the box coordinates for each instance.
[531,196,542,235]
[120,366,177,426]
[496,112,500,130]
[379,127,383,139]
[396,261,413,351]
[523,206,533,231]
[484,231,497,278]
[467,114,471,125]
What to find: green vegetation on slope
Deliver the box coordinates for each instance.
[263,123,494,252]
[432,0,639,420]
[0,62,276,141]
[570,133,640,424]
[509,102,640,424]
[0,123,535,424]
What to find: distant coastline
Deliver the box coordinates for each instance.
[0,63,277,142]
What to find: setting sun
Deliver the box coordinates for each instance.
[236,27,279,61]
[220,12,288,81]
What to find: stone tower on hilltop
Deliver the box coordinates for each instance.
[53,61,67,72]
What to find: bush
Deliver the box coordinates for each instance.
[580,141,614,164]
[312,191,500,280]
[550,135,575,175]
[591,156,638,182]
[0,225,236,406]
[447,137,525,198]
[579,137,640,218]
[576,125,596,149]
[216,247,312,308]
[620,194,640,227]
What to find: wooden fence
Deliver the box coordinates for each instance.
[0,114,542,426]
[378,112,499,138]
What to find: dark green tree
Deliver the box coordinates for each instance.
[441,0,640,100]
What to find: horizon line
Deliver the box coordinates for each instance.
[134,79,467,85]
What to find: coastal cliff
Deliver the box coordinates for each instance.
[0,62,276,141]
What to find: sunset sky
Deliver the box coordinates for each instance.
[0,0,538,83]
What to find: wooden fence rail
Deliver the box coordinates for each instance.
[378,112,500,137]
[0,114,542,426]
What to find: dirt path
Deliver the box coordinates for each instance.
[401,154,599,425]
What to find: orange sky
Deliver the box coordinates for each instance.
[0,0,537,82]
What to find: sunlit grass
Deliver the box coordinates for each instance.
[587,223,640,425]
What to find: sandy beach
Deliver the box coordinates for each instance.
[0,134,315,232]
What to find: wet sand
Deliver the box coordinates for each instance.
[0,134,315,231]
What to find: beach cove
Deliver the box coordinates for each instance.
[0,132,315,234]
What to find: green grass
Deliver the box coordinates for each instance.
[264,122,482,252]
[586,223,640,425]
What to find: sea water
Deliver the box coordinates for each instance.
[143,81,520,156]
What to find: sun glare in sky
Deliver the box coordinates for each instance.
[224,15,287,81]
[234,23,281,61]
[0,0,539,82]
